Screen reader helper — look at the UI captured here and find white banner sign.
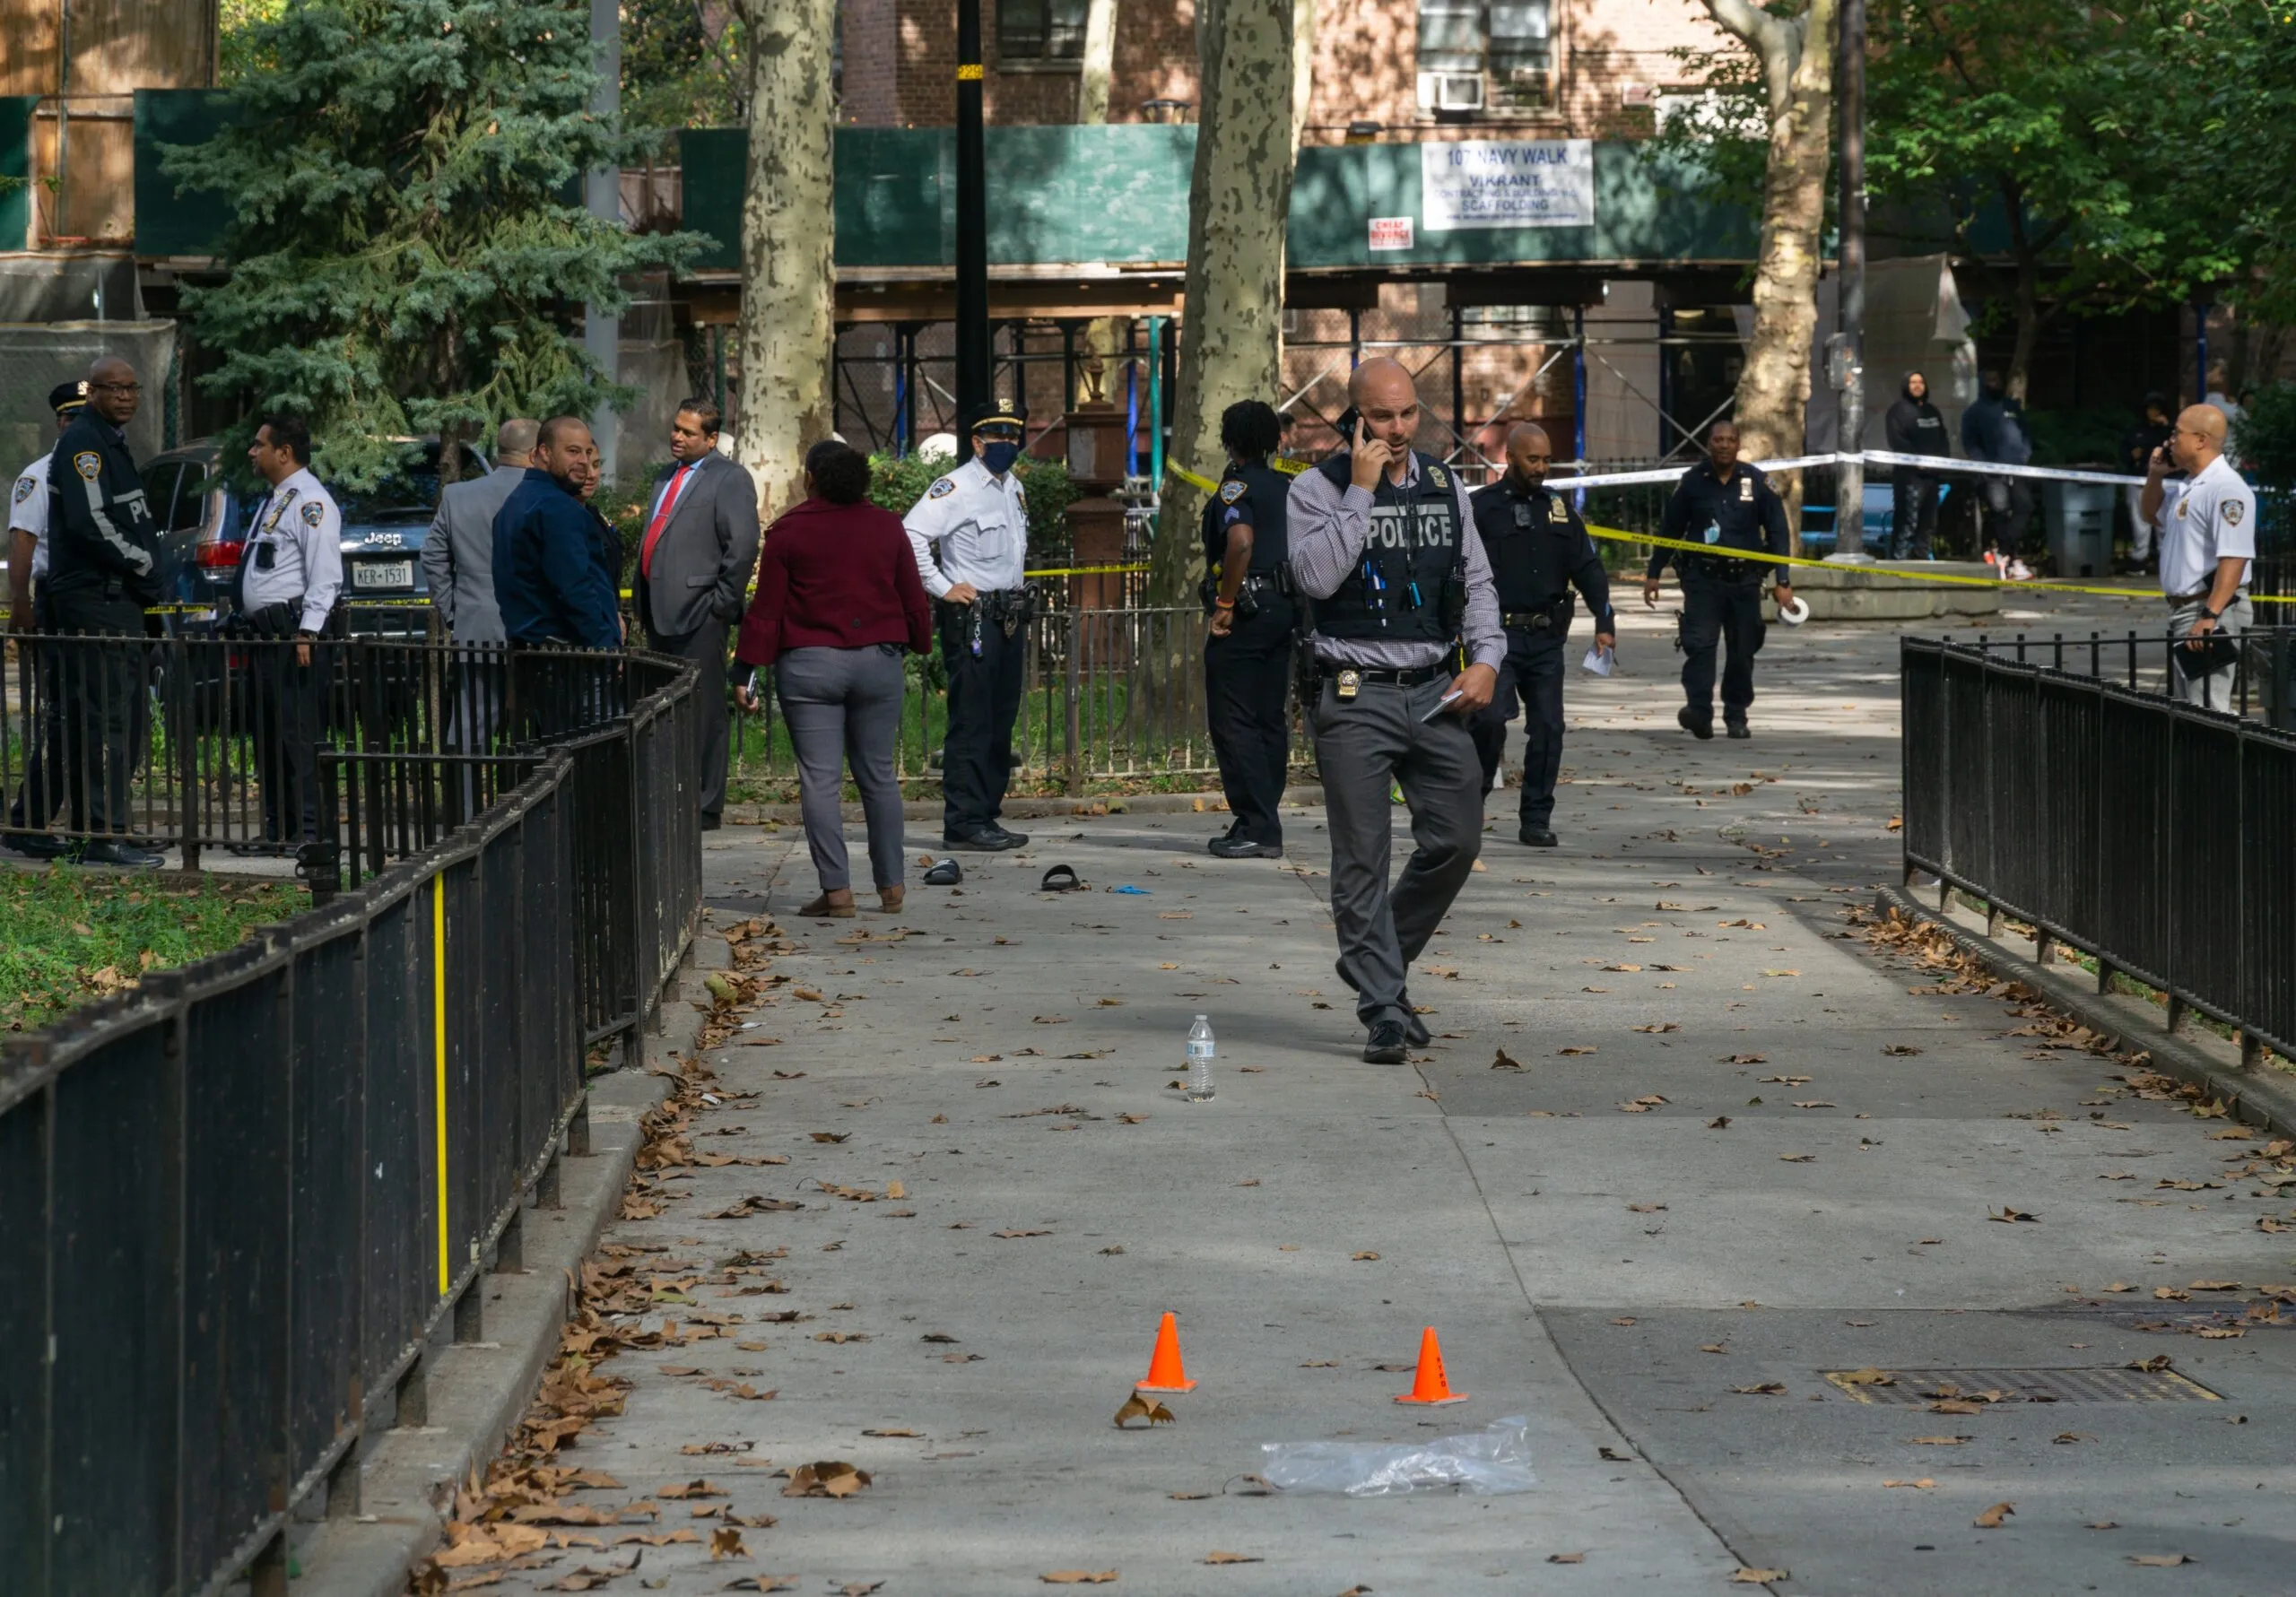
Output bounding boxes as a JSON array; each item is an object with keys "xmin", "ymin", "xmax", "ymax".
[{"xmin": 1420, "ymin": 139, "xmax": 1596, "ymax": 231}]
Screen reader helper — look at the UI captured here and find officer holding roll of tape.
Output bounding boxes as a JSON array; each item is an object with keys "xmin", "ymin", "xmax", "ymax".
[
  {"xmin": 1200, "ymin": 399, "xmax": 1295, "ymax": 860},
  {"xmin": 1466, "ymin": 422, "xmax": 1612, "ymax": 847},
  {"xmin": 235, "ymin": 413, "xmax": 343, "ymax": 847},
  {"xmin": 1643, "ymin": 421, "xmax": 1791, "ymax": 741}
]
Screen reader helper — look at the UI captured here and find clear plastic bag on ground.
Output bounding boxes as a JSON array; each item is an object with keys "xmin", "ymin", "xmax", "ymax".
[{"xmin": 1260, "ymin": 1416, "xmax": 1536, "ymax": 1497}]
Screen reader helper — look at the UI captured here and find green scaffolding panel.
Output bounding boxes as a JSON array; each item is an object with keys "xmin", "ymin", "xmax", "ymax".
[{"xmin": 0, "ymin": 96, "xmax": 31, "ymax": 251}]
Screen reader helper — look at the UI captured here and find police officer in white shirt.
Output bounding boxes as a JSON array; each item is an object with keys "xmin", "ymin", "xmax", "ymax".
[
  {"xmin": 236, "ymin": 414, "xmax": 344, "ymax": 846},
  {"xmin": 2141, "ymin": 404, "xmax": 2254, "ymax": 711},
  {"xmin": 3, "ymin": 381, "xmax": 90, "ymax": 856},
  {"xmin": 904, "ymin": 402, "xmax": 1034, "ymax": 850}
]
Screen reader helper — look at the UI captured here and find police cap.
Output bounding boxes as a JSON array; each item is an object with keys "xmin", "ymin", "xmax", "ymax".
[
  {"xmin": 48, "ymin": 379, "xmax": 89, "ymax": 417},
  {"xmin": 961, "ymin": 400, "xmax": 1026, "ymax": 438}
]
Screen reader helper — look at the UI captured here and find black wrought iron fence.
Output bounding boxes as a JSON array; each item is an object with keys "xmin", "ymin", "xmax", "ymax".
[
  {"xmin": 1900, "ymin": 637, "xmax": 2296, "ymax": 1065},
  {"xmin": 1926, "ymin": 625, "xmax": 2296, "ymax": 730},
  {"xmin": 0, "ymin": 646, "xmax": 703, "ymax": 1597}
]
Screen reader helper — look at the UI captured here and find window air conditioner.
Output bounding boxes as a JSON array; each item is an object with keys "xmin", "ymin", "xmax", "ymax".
[{"xmin": 1416, "ymin": 72, "xmax": 1485, "ymax": 112}]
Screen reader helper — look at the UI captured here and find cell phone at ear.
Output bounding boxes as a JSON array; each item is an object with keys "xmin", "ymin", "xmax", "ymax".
[{"xmin": 1335, "ymin": 407, "xmax": 1361, "ymax": 447}]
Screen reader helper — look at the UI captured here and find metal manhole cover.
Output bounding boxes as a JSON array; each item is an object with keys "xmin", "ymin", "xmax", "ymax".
[{"xmin": 1822, "ymin": 1367, "xmax": 2221, "ymax": 1405}]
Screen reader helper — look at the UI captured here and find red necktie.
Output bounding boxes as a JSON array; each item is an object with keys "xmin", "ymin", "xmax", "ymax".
[{"xmin": 639, "ymin": 464, "xmax": 691, "ymax": 578}]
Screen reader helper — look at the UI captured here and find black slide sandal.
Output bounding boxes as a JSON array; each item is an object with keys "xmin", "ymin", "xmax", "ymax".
[
  {"xmin": 1039, "ymin": 863, "xmax": 1081, "ymax": 892},
  {"xmin": 924, "ymin": 858, "xmax": 963, "ymax": 887}
]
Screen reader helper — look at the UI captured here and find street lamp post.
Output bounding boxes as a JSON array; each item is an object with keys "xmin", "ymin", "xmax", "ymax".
[
  {"xmin": 954, "ymin": 0, "xmax": 990, "ymax": 463},
  {"xmin": 1830, "ymin": 0, "xmax": 1868, "ymax": 561}
]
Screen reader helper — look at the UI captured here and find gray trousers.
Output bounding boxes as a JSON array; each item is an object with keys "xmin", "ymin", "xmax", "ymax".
[
  {"xmin": 2169, "ymin": 595, "xmax": 2250, "ymax": 713},
  {"xmin": 1311, "ymin": 674, "xmax": 1483, "ymax": 1029},
  {"xmin": 647, "ymin": 616, "xmax": 731, "ymax": 819},
  {"xmin": 777, "ymin": 644, "xmax": 908, "ymax": 892}
]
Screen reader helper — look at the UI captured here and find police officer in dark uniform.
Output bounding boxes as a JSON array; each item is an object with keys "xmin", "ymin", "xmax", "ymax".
[
  {"xmin": 1467, "ymin": 423, "xmax": 1613, "ymax": 846},
  {"xmin": 1643, "ymin": 421, "xmax": 1792, "ymax": 740},
  {"xmin": 1200, "ymin": 400, "xmax": 1294, "ymax": 859},
  {"xmin": 43, "ymin": 355, "xmax": 163, "ymax": 866}
]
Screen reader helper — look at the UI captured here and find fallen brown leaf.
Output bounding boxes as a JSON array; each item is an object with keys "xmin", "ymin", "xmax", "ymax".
[
  {"xmin": 2127, "ymin": 1554, "xmax": 2191, "ymax": 1567},
  {"xmin": 780, "ymin": 1461, "xmax": 871, "ymax": 1498},
  {"xmin": 1909, "ymin": 1436, "xmax": 1970, "ymax": 1445},
  {"xmin": 1547, "ymin": 1551, "xmax": 1587, "ymax": 1564},
  {"xmin": 1203, "ymin": 1551, "xmax": 1263, "ymax": 1564},
  {"xmin": 1039, "ymin": 1574, "xmax": 1118, "ymax": 1585},
  {"xmin": 1987, "ymin": 1206, "xmax": 2038, "ymax": 1222},
  {"xmin": 1974, "ymin": 1502, "xmax": 2014, "ymax": 1528},
  {"xmin": 1731, "ymin": 1572, "xmax": 1788, "ymax": 1584},
  {"xmin": 1352, "ymin": 1251, "xmax": 1381, "ymax": 1262},
  {"xmin": 1731, "ymin": 1383, "xmax": 1786, "ymax": 1395},
  {"xmin": 810, "ymin": 1132, "xmax": 849, "ymax": 1143},
  {"xmin": 709, "ymin": 1525, "xmax": 748, "ymax": 1559},
  {"xmin": 1113, "ymin": 1393, "xmax": 1175, "ymax": 1428}
]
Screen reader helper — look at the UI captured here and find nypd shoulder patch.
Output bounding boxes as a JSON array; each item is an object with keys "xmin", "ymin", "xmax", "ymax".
[
  {"xmin": 12, "ymin": 475, "xmax": 33, "ymax": 506},
  {"xmin": 1219, "ymin": 479, "xmax": 1246, "ymax": 504},
  {"xmin": 2223, "ymin": 499, "xmax": 2245, "ymax": 527},
  {"xmin": 73, "ymin": 451, "xmax": 101, "ymax": 482},
  {"xmin": 927, "ymin": 477, "xmax": 956, "ymax": 499},
  {"xmin": 300, "ymin": 500, "xmax": 325, "ymax": 527}
]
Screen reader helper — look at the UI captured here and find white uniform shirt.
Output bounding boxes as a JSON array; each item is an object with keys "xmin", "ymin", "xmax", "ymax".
[
  {"xmin": 240, "ymin": 466, "xmax": 345, "ymax": 633},
  {"xmin": 2159, "ymin": 454, "xmax": 2256, "ymax": 600},
  {"xmin": 11, "ymin": 455, "xmax": 52, "ymax": 581},
  {"xmin": 902, "ymin": 456, "xmax": 1028, "ymax": 600}
]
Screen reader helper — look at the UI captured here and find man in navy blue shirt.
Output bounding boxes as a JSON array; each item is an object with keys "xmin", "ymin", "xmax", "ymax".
[
  {"xmin": 492, "ymin": 415, "xmax": 622, "ymax": 651},
  {"xmin": 1643, "ymin": 421, "xmax": 1792, "ymax": 740}
]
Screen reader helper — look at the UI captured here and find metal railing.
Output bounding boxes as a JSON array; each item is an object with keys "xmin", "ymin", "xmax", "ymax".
[
  {"xmin": 0, "ymin": 644, "xmax": 703, "ymax": 1596},
  {"xmin": 1900, "ymin": 637, "xmax": 2296, "ymax": 1066},
  {"xmin": 1926, "ymin": 626, "xmax": 2295, "ymax": 730}
]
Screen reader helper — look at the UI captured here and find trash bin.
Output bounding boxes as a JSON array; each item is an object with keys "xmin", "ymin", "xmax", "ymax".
[{"xmin": 2043, "ymin": 480, "xmax": 2114, "ymax": 577}]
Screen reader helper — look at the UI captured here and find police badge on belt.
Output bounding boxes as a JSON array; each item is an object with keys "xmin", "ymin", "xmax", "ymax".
[{"xmin": 1336, "ymin": 668, "xmax": 1361, "ymax": 700}]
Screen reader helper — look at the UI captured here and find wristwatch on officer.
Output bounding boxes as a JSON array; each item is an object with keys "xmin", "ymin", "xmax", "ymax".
[{"xmin": 2199, "ymin": 605, "xmax": 2221, "ymax": 622}]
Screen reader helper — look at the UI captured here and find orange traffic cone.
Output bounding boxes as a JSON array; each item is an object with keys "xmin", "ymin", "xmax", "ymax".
[
  {"xmin": 1135, "ymin": 1311, "xmax": 1197, "ymax": 1393},
  {"xmin": 1393, "ymin": 1325, "xmax": 1467, "ymax": 1405}
]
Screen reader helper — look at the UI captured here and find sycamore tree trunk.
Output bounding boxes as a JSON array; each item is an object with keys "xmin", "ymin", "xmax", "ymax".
[
  {"xmin": 731, "ymin": 0, "xmax": 837, "ymax": 519},
  {"xmin": 1701, "ymin": 0, "xmax": 1835, "ymax": 474},
  {"xmin": 1149, "ymin": 0, "xmax": 1298, "ymax": 608},
  {"xmin": 1078, "ymin": 0, "xmax": 1118, "ymax": 123}
]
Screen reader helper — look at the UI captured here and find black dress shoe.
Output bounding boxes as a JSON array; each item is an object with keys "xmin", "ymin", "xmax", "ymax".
[
  {"xmin": 992, "ymin": 825, "xmax": 1031, "ymax": 848},
  {"xmin": 1362, "ymin": 1020, "xmax": 1408, "ymax": 1064},
  {"xmin": 1208, "ymin": 834, "xmax": 1281, "ymax": 859},
  {"xmin": 941, "ymin": 828, "xmax": 1023, "ymax": 852},
  {"xmin": 1403, "ymin": 1011, "xmax": 1431, "ymax": 1047},
  {"xmin": 1518, "ymin": 826, "xmax": 1558, "ymax": 847},
  {"xmin": 1726, "ymin": 721, "xmax": 1752, "ymax": 740},
  {"xmin": 76, "ymin": 838, "xmax": 164, "ymax": 869},
  {"xmin": 2, "ymin": 830, "xmax": 68, "ymax": 859},
  {"xmin": 1677, "ymin": 706, "xmax": 1714, "ymax": 740}
]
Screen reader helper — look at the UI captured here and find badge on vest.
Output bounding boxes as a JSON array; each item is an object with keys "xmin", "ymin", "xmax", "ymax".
[
  {"xmin": 73, "ymin": 451, "xmax": 101, "ymax": 482},
  {"xmin": 1219, "ymin": 479, "xmax": 1246, "ymax": 504},
  {"xmin": 1739, "ymin": 477, "xmax": 1753, "ymax": 502},
  {"xmin": 1335, "ymin": 668, "xmax": 1361, "ymax": 701},
  {"xmin": 1427, "ymin": 464, "xmax": 1448, "ymax": 489}
]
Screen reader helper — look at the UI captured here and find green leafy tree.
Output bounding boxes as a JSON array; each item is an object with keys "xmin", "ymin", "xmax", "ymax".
[{"xmin": 166, "ymin": 0, "xmax": 703, "ymax": 488}]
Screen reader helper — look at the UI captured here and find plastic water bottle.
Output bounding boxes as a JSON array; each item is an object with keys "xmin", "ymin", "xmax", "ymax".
[{"xmin": 1185, "ymin": 1015, "xmax": 1215, "ymax": 1102}]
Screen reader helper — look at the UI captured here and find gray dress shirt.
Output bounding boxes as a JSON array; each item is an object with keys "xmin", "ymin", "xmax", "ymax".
[{"xmin": 1286, "ymin": 452, "xmax": 1505, "ymax": 672}]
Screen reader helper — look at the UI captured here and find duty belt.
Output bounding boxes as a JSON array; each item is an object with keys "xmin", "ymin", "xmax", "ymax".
[
  {"xmin": 1501, "ymin": 600, "xmax": 1572, "ymax": 630},
  {"xmin": 1318, "ymin": 663, "xmax": 1447, "ymax": 688},
  {"xmin": 2166, "ymin": 590, "xmax": 2246, "ymax": 607}
]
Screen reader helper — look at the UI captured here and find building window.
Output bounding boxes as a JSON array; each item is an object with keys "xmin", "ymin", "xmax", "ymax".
[
  {"xmin": 998, "ymin": 0, "xmax": 1089, "ymax": 62},
  {"xmin": 1489, "ymin": 1, "xmax": 1553, "ymax": 108},
  {"xmin": 1416, "ymin": 1, "xmax": 1553, "ymax": 116}
]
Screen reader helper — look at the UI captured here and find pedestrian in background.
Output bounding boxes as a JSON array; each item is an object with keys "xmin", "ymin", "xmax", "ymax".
[
  {"xmin": 1961, "ymin": 369, "xmax": 2034, "ymax": 563},
  {"xmin": 1644, "ymin": 421, "xmax": 1791, "ymax": 741},
  {"xmin": 1883, "ymin": 370, "xmax": 1949, "ymax": 560},
  {"xmin": 493, "ymin": 416, "xmax": 621, "ymax": 652},
  {"xmin": 2119, "ymin": 394, "xmax": 2172, "ymax": 574},
  {"xmin": 1200, "ymin": 398, "xmax": 1295, "ymax": 861},
  {"xmin": 1467, "ymin": 422, "xmax": 1612, "ymax": 847},
  {"xmin": 905, "ymin": 402, "xmax": 1036, "ymax": 852},
  {"xmin": 1287, "ymin": 358, "xmax": 1501, "ymax": 1065},
  {"xmin": 2144, "ymin": 404, "xmax": 2253, "ymax": 712},
  {"xmin": 233, "ymin": 414, "xmax": 343, "ymax": 849},
  {"xmin": 4, "ymin": 380, "xmax": 89, "ymax": 859},
  {"xmin": 733, "ymin": 440, "xmax": 931, "ymax": 917},
  {"xmin": 634, "ymin": 399, "xmax": 760, "ymax": 832},
  {"xmin": 424, "ymin": 417, "xmax": 536, "ymax": 647},
  {"xmin": 42, "ymin": 355, "xmax": 163, "ymax": 866}
]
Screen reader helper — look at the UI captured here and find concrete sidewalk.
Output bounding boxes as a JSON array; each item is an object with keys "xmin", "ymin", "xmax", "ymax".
[{"xmin": 465, "ymin": 602, "xmax": 2296, "ymax": 1595}]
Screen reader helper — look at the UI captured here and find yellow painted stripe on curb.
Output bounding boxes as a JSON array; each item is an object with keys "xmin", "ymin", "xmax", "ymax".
[
  {"xmin": 1583, "ymin": 521, "xmax": 2294, "ymax": 604},
  {"xmin": 433, "ymin": 874, "xmax": 449, "ymax": 1297}
]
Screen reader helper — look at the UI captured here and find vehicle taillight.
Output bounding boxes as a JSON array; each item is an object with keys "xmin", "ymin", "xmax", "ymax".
[{"xmin": 197, "ymin": 539, "xmax": 244, "ymax": 570}]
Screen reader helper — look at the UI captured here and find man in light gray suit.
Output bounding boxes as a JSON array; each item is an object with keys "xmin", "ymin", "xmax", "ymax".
[
  {"xmin": 423, "ymin": 417, "xmax": 538, "ymax": 643},
  {"xmin": 635, "ymin": 397, "xmax": 761, "ymax": 829}
]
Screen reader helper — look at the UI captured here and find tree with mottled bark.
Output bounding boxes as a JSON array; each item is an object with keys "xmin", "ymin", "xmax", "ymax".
[
  {"xmin": 1698, "ymin": 0, "xmax": 1834, "ymax": 466},
  {"xmin": 730, "ymin": 0, "xmax": 837, "ymax": 518},
  {"xmin": 1150, "ymin": 0, "xmax": 1298, "ymax": 607},
  {"xmin": 1077, "ymin": 0, "xmax": 1118, "ymax": 124}
]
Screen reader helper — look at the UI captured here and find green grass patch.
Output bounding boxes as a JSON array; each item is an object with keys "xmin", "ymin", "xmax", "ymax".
[{"xmin": 0, "ymin": 870, "xmax": 303, "ymax": 1033}]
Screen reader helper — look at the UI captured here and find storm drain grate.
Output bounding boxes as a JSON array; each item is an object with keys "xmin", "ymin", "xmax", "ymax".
[{"xmin": 1822, "ymin": 1367, "xmax": 2221, "ymax": 1405}]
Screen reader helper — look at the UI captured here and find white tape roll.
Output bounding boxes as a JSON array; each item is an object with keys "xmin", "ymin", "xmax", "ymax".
[{"xmin": 1778, "ymin": 595, "xmax": 1811, "ymax": 626}]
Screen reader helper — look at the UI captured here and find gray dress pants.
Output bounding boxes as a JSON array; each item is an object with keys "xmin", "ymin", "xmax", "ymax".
[
  {"xmin": 776, "ymin": 643, "xmax": 909, "ymax": 892},
  {"xmin": 1310, "ymin": 673, "xmax": 1483, "ymax": 1029}
]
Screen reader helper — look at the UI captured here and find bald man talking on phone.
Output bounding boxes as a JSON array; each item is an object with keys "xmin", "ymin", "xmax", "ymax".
[{"xmin": 1287, "ymin": 358, "xmax": 1504, "ymax": 1065}]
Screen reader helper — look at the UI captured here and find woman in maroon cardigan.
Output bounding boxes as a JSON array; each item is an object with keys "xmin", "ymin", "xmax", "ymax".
[{"xmin": 732, "ymin": 442, "xmax": 933, "ymax": 916}]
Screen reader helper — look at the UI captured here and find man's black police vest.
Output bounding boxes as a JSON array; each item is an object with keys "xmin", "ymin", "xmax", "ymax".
[
  {"xmin": 1312, "ymin": 451, "xmax": 1465, "ymax": 642},
  {"xmin": 1481, "ymin": 487, "xmax": 1580, "ymax": 613},
  {"xmin": 1197, "ymin": 462, "xmax": 1292, "ymax": 577}
]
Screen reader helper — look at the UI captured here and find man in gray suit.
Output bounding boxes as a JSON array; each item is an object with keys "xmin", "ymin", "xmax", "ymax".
[
  {"xmin": 635, "ymin": 397, "xmax": 761, "ymax": 828},
  {"xmin": 424, "ymin": 418, "xmax": 535, "ymax": 789},
  {"xmin": 423, "ymin": 417, "xmax": 537, "ymax": 643}
]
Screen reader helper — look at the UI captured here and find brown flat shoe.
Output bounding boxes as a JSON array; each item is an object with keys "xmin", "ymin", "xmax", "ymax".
[
  {"xmin": 798, "ymin": 892, "xmax": 857, "ymax": 918},
  {"xmin": 877, "ymin": 884, "xmax": 905, "ymax": 914}
]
